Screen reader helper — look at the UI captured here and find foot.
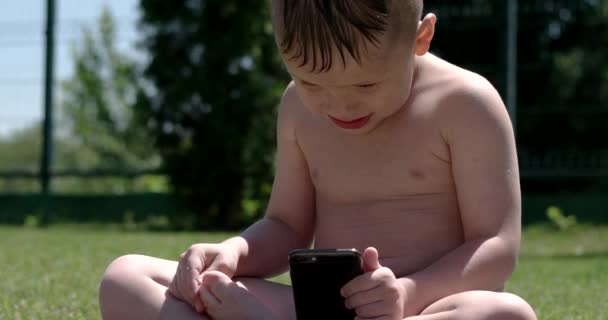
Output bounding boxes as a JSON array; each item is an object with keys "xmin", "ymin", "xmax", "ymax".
[{"xmin": 199, "ymin": 271, "xmax": 280, "ymax": 320}]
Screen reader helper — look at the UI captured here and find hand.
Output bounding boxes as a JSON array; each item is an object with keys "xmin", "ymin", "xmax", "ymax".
[
  {"xmin": 199, "ymin": 271, "xmax": 279, "ymax": 320},
  {"xmin": 168, "ymin": 243, "xmax": 239, "ymax": 313},
  {"xmin": 341, "ymin": 247, "xmax": 406, "ymax": 320}
]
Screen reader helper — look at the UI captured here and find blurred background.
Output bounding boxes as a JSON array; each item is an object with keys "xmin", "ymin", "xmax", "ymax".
[{"xmin": 0, "ymin": 0, "xmax": 606, "ymax": 230}]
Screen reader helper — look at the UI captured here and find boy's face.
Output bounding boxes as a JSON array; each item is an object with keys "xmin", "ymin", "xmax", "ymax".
[{"xmin": 283, "ymin": 38, "xmax": 417, "ymax": 134}]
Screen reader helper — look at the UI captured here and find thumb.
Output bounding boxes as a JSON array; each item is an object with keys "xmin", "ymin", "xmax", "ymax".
[
  {"xmin": 207, "ymin": 257, "xmax": 234, "ymax": 278},
  {"xmin": 362, "ymin": 247, "xmax": 382, "ymax": 272}
]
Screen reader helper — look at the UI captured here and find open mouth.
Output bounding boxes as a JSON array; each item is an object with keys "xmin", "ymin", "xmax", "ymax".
[{"xmin": 329, "ymin": 114, "xmax": 372, "ymax": 130}]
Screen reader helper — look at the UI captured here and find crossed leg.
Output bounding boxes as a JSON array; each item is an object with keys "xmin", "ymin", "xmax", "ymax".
[
  {"xmin": 406, "ymin": 290, "xmax": 537, "ymax": 320},
  {"xmin": 99, "ymin": 254, "xmax": 208, "ymax": 319},
  {"xmin": 99, "ymin": 254, "xmax": 536, "ymax": 320},
  {"xmin": 209, "ymin": 275, "xmax": 536, "ymax": 320},
  {"xmin": 98, "ymin": 254, "xmax": 295, "ymax": 320}
]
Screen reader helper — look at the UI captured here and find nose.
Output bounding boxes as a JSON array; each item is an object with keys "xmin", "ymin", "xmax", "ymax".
[{"xmin": 324, "ymin": 88, "xmax": 358, "ymax": 114}]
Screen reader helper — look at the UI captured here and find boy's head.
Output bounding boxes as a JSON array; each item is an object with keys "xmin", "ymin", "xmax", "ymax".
[
  {"xmin": 272, "ymin": 0, "xmax": 423, "ymax": 72},
  {"xmin": 271, "ymin": 0, "xmax": 436, "ymax": 133}
]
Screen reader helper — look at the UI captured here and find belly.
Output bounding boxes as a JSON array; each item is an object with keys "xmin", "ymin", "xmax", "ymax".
[{"xmin": 314, "ymin": 192, "xmax": 464, "ymax": 277}]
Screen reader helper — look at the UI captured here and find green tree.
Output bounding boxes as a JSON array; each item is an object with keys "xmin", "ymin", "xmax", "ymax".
[
  {"xmin": 513, "ymin": 0, "xmax": 608, "ymax": 192},
  {"xmin": 0, "ymin": 125, "xmax": 41, "ymax": 172},
  {"xmin": 0, "ymin": 124, "xmax": 42, "ymax": 192},
  {"xmin": 425, "ymin": 0, "xmax": 608, "ymax": 192},
  {"xmin": 59, "ymin": 7, "xmax": 160, "ymax": 173},
  {"xmin": 547, "ymin": 0, "xmax": 608, "ymax": 143},
  {"xmin": 137, "ymin": 1, "xmax": 286, "ymax": 229}
]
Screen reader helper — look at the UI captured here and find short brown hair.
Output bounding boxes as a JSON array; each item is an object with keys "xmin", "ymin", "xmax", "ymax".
[{"xmin": 271, "ymin": 0, "xmax": 423, "ymax": 72}]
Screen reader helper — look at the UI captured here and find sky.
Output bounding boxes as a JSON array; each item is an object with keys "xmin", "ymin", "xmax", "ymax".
[{"xmin": 0, "ymin": 0, "xmax": 139, "ymax": 137}]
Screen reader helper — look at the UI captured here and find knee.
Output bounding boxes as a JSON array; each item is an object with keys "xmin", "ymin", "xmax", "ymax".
[
  {"xmin": 101, "ymin": 254, "xmax": 143, "ymax": 285},
  {"xmin": 99, "ymin": 255, "xmax": 144, "ymax": 305},
  {"xmin": 492, "ymin": 293, "xmax": 537, "ymax": 320}
]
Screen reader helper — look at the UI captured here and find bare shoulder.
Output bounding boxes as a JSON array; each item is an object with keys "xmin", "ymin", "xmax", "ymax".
[
  {"xmin": 267, "ymin": 81, "xmax": 316, "ymax": 243},
  {"xmin": 276, "ymin": 81, "xmax": 312, "ymax": 142},
  {"xmin": 417, "ymin": 55, "xmax": 514, "ymax": 143}
]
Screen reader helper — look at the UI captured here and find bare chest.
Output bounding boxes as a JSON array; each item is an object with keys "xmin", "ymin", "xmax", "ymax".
[
  {"xmin": 295, "ymin": 113, "xmax": 463, "ymax": 275},
  {"xmin": 297, "ymin": 113, "xmax": 453, "ymax": 203}
]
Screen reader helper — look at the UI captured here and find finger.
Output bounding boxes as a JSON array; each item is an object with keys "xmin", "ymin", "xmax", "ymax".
[
  {"xmin": 353, "ymin": 299, "xmax": 394, "ymax": 319},
  {"xmin": 200, "ymin": 285, "xmax": 221, "ymax": 311},
  {"xmin": 341, "ymin": 272, "xmax": 379, "ymax": 298},
  {"xmin": 167, "ymin": 278, "xmax": 180, "ymax": 299},
  {"xmin": 173, "ymin": 254, "xmax": 187, "ymax": 300},
  {"xmin": 186, "ymin": 252, "xmax": 206, "ymax": 280},
  {"xmin": 171, "ymin": 263, "xmax": 188, "ymax": 301},
  {"xmin": 362, "ymin": 247, "xmax": 382, "ymax": 272},
  {"xmin": 176, "ymin": 266, "xmax": 196, "ymax": 304},
  {"xmin": 193, "ymin": 292, "xmax": 206, "ymax": 313},
  {"xmin": 175, "ymin": 250, "xmax": 189, "ymax": 300},
  {"xmin": 179, "ymin": 254, "xmax": 205, "ymax": 304},
  {"xmin": 193, "ymin": 275, "xmax": 205, "ymax": 313},
  {"xmin": 345, "ymin": 286, "xmax": 383, "ymax": 310},
  {"xmin": 187, "ymin": 276, "xmax": 201, "ymax": 304}
]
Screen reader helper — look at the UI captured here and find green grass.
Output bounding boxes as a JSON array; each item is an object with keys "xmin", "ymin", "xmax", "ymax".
[
  {"xmin": 0, "ymin": 223, "xmax": 606, "ymax": 319},
  {"xmin": 510, "ymin": 224, "xmax": 608, "ymax": 319}
]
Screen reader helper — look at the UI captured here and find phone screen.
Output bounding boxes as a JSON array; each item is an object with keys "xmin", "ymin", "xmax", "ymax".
[{"xmin": 289, "ymin": 249, "xmax": 363, "ymax": 320}]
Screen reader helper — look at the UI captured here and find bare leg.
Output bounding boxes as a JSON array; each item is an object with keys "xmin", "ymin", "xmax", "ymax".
[
  {"xmin": 99, "ymin": 254, "xmax": 296, "ymax": 320},
  {"xmin": 199, "ymin": 271, "xmax": 296, "ymax": 320},
  {"xmin": 99, "ymin": 254, "xmax": 208, "ymax": 320},
  {"xmin": 404, "ymin": 291, "xmax": 537, "ymax": 320}
]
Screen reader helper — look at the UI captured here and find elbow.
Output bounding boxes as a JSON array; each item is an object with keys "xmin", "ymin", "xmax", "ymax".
[
  {"xmin": 503, "ymin": 249, "xmax": 518, "ymax": 278},
  {"xmin": 496, "ymin": 236, "xmax": 520, "ymax": 281}
]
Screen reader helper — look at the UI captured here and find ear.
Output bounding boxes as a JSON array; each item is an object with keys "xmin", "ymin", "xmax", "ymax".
[{"xmin": 415, "ymin": 13, "xmax": 437, "ymax": 56}]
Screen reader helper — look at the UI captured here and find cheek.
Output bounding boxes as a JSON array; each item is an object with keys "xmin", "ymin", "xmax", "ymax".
[
  {"xmin": 381, "ymin": 78, "xmax": 412, "ymax": 110},
  {"xmin": 296, "ymin": 89, "xmax": 326, "ymax": 113},
  {"xmin": 368, "ymin": 89, "xmax": 408, "ymax": 114},
  {"xmin": 390, "ymin": 90, "xmax": 410, "ymax": 107}
]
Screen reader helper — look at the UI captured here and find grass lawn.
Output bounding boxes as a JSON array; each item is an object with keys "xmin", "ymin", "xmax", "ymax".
[{"xmin": 0, "ymin": 223, "xmax": 606, "ymax": 319}]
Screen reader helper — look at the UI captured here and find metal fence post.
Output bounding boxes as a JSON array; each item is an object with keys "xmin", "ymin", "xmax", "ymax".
[
  {"xmin": 505, "ymin": 0, "xmax": 519, "ymax": 135},
  {"xmin": 42, "ymin": 0, "xmax": 56, "ymax": 195}
]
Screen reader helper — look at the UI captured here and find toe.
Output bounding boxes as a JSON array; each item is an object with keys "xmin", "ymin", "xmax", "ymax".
[{"xmin": 202, "ymin": 271, "xmax": 237, "ymax": 298}]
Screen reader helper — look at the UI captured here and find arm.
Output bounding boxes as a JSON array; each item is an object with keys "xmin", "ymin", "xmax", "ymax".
[
  {"xmin": 400, "ymin": 75, "xmax": 522, "ymax": 314},
  {"xmin": 223, "ymin": 84, "xmax": 316, "ymax": 278}
]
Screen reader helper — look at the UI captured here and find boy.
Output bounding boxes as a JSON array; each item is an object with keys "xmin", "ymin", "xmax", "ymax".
[{"xmin": 99, "ymin": 1, "xmax": 537, "ymax": 319}]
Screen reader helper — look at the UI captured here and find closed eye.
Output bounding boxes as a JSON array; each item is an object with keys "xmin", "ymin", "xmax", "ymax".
[
  {"xmin": 300, "ymin": 80, "xmax": 320, "ymax": 89},
  {"xmin": 357, "ymin": 83, "xmax": 377, "ymax": 89}
]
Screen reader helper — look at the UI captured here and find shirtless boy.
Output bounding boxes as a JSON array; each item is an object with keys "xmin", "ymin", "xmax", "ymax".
[{"xmin": 99, "ymin": 1, "xmax": 537, "ymax": 319}]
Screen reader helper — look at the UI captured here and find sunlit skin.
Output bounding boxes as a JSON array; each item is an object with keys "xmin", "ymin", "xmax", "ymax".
[
  {"xmin": 98, "ymin": 11, "xmax": 537, "ymax": 320},
  {"xmin": 286, "ymin": 37, "xmax": 416, "ymax": 135}
]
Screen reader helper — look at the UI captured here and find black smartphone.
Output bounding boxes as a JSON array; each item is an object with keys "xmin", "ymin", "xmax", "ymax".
[{"xmin": 288, "ymin": 248, "xmax": 364, "ymax": 320}]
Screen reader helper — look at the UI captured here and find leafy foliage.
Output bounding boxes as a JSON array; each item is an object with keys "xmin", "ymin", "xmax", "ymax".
[
  {"xmin": 517, "ymin": 0, "xmax": 608, "ymax": 150},
  {"xmin": 426, "ymin": 0, "xmax": 608, "ymax": 193},
  {"xmin": 59, "ymin": 7, "xmax": 160, "ymax": 172},
  {"xmin": 546, "ymin": 206, "xmax": 578, "ymax": 231},
  {"xmin": 136, "ymin": 0, "xmax": 287, "ymax": 228},
  {"xmin": 0, "ymin": 8, "xmax": 165, "ymax": 195}
]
